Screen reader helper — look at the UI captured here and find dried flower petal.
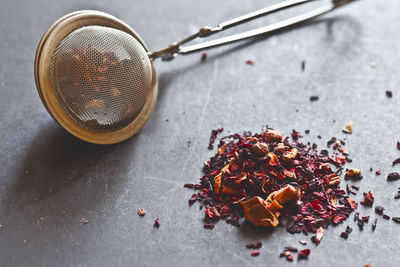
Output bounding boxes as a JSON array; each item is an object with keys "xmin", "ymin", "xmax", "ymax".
[
  {"xmin": 375, "ymin": 206, "xmax": 384, "ymax": 215},
  {"xmin": 392, "ymin": 217, "xmax": 400, "ymax": 224},
  {"xmin": 203, "ymin": 223, "xmax": 215, "ymax": 229},
  {"xmin": 251, "ymin": 250, "xmax": 260, "ymax": 256},
  {"xmin": 298, "ymin": 249, "xmax": 310, "ymax": 259},
  {"xmin": 392, "ymin": 158, "xmax": 400, "ymax": 167},
  {"xmin": 360, "ymin": 191, "xmax": 374, "ymax": 207},
  {"xmin": 388, "ymin": 172, "xmax": 400, "ymax": 181},
  {"xmin": 246, "ymin": 60, "xmax": 255, "ymax": 65},
  {"xmin": 362, "ymin": 216, "xmax": 369, "ymax": 223},
  {"xmin": 201, "ymin": 52, "xmax": 207, "ymax": 62},
  {"xmin": 154, "ymin": 218, "xmax": 160, "ymax": 228},
  {"xmin": 340, "ymin": 232, "xmax": 348, "ymax": 239},
  {"xmin": 346, "ymin": 197, "xmax": 358, "ymax": 210}
]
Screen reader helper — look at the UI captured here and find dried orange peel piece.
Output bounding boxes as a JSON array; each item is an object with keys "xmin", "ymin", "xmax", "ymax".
[
  {"xmin": 266, "ymin": 185, "xmax": 301, "ymax": 211},
  {"xmin": 213, "ymin": 163, "xmax": 241, "ymax": 195},
  {"xmin": 282, "ymin": 148, "xmax": 298, "ymax": 162},
  {"xmin": 240, "ymin": 197, "xmax": 279, "ymax": 227}
]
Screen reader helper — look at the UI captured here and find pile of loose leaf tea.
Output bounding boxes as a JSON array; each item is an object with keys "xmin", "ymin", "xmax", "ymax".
[
  {"xmin": 185, "ymin": 127, "xmax": 356, "ymax": 233},
  {"xmin": 184, "ymin": 127, "xmax": 366, "ymax": 261}
]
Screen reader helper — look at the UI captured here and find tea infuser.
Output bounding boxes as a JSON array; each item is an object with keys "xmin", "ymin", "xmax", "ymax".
[{"xmin": 35, "ymin": 0, "xmax": 356, "ymax": 144}]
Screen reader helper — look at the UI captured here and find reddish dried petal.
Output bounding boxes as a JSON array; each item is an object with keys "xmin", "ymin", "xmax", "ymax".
[
  {"xmin": 333, "ymin": 215, "xmax": 346, "ymax": 224},
  {"xmin": 346, "ymin": 197, "xmax": 358, "ymax": 209},
  {"xmin": 393, "ymin": 158, "xmax": 400, "ymax": 167},
  {"xmin": 251, "ymin": 250, "xmax": 260, "ymax": 256},
  {"xmin": 311, "ymin": 199, "xmax": 323, "ymax": 211},
  {"xmin": 298, "ymin": 249, "xmax": 311, "ymax": 259}
]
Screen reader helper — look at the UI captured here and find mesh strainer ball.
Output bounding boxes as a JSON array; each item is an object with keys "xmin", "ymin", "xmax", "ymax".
[
  {"xmin": 35, "ymin": 2, "xmax": 355, "ymax": 144},
  {"xmin": 35, "ymin": 11, "xmax": 157, "ymax": 144}
]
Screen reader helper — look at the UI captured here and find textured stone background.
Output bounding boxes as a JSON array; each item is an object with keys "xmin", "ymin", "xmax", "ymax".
[{"xmin": 0, "ymin": 0, "xmax": 399, "ymax": 266}]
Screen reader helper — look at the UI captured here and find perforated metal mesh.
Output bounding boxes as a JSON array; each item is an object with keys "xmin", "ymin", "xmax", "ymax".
[{"xmin": 49, "ymin": 25, "xmax": 152, "ymax": 132}]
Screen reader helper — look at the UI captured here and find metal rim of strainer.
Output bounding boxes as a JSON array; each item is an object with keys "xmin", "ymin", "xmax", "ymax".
[{"xmin": 34, "ymin": 10, "xmax": 158, "ymax": 144}]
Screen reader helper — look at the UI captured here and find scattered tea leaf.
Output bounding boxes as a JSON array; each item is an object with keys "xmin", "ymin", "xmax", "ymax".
[
  {"xmin": 201, "ymin": 52, "xmax": 207, "ymax": 62},
  {"xmin": 392, "ymin": 158, "xmax": 400, "ymax": 167},
  {"xmin": 154, "ymin": 218, "xmax": 160, "ymax": 228},
  {"xmin": 343, "ymin": 120, "xmax": 354, "ymax": 134},
  {"xmin": 246, "ymin": 60, "xmax": 255, "ymax": 65},
  {"xmin": 375, "ymin": 206, "xmax": 385, "ymax": 215},
  {"xmin": 298, "ymin": 249, "xmax": 311, "ymax": 259},
  {"xmin": 251, "ymin": 250, "xmax": 260, "ymax": 256},
  {"xmin": 284, "ymin": 246, "xmax": 298, "ymax": 252},
  {"xmin": 388, "ymin": 172, "xmax": 400, "ymax": 181},
  {"xmin": 340, "ymin": 232, "xmax": 348, "ymax": 239},
  {"xmin": 137, "ymin": 208, "xmax": 146, "ymax": 216},
  {"xmin": 203, "ymin": 223, "xmax": 215, "ymax": 229},
  {"xmin": 360, "ymin": 191, "xmax": 374, "ymax": 207},
  {"xmin": 372, "ymin": 218, "xmax": 377, "ymax": 231},
  {"xmin": 392, "ymin": 217, "xmax": 400, "ymax": 224}
]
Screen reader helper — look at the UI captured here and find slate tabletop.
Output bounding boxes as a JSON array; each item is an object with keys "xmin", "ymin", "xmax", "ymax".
[{"xmin": 1, "ymin": 0, "xmax": 399, "ymax": 266}]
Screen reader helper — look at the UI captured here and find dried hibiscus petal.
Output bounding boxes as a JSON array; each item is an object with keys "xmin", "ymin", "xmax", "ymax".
[
  {"xmin": 154, "ymin": 218, "xmax": 160, "ymax": 228},
  {"xmin": 251, "ymin": 250, "xmax": 260, "ymax": 256},
  {"xmin": 298, "ymin": 249, "xmax": 310, "ymax": 259},
  {"xmin": 392, "ymin": 217, "xmax": 400, "ymax": 224},
  {"xmin": 284, "ymin": 246, "xmax": 298, "ymax": 252},
  {"xmin": 388, "ymin": 172, "xmax": 400, "ymax": 181},
  {"xmin": 393, "ymin": 158, "xmax": 400, "ymax": 167},
  {"xmin": 360, "ymin": 191, "xmax": 374, "ymax": 207},
  {"xmin": 375, "ymin": 206, "xmax": 384, "ymax": 215}
]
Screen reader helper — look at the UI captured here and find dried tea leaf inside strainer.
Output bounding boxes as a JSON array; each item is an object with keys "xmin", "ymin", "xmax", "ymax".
[{"xmin": 49, "ymin": 25, "xmax": 152, "ymax": 132}]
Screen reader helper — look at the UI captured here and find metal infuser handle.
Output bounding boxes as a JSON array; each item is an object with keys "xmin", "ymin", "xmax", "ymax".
[{"xmin": 148, "ymin": 0, "xmax": 357, "ymax": 61}]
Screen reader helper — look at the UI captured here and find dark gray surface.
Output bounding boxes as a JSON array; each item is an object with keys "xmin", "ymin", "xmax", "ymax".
[{"xmin": 0, "ymin": 0, "xmax": 399, "ymax": 266}]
